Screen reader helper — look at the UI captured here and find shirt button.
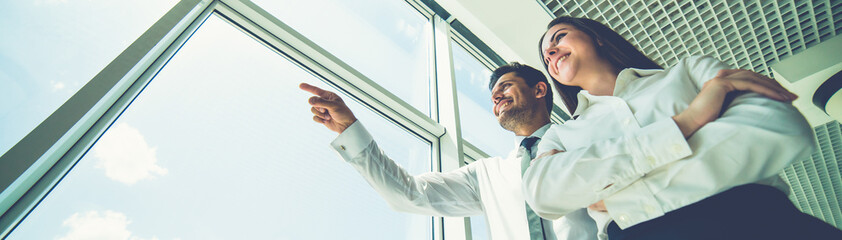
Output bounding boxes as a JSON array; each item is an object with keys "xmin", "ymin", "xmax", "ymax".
[
  {"xmin": 340, "ymin": 145, "xmax": 346, "ymax": 151},
  {"xmin": 671, "ymin": 144, "xmax": 683, "ymax": 153},
  {"xmin": 647, "ymin": 156, "xmax": 656, "ymax": 165},
  {"xmin": 644, "ymin": 205, "xmax": 656, "ymax": 214},
  {"xmin": 617, "ymin": 214, "xmax": 628, "ymax": 222}
]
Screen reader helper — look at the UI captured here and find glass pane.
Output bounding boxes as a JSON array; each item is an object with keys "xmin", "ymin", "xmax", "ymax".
[
  {"xmin": 253, "ymin": 0, "xmax": 431, "ymax": 116},
  {"xmin": 7, "ymin": 15, "xmax": 431, "ymax": 240},
  {"xmin": 452, "ymin": 40, "xmax": 512, "ymax": 158},
  {"xmin": 0, "ymin": 0, "xmax": 175, "ymax": 156},
  {"xmin": 464, "ymin": 155, "xmax": 490, "ymax": 240},
  {"xmin": 471, "ymin": 215, "xmax": 490, "ymax": 240}
]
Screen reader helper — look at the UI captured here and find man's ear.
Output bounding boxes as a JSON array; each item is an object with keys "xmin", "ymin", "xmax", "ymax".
[{"xmin": 535, "ymin": 81, "xmax": 548, "ymax": 99}]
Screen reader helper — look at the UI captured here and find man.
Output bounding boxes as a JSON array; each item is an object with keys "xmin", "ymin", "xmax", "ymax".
[{"xmin": 301, "ymin": 63, "xmax": 575, "ymax": 239}]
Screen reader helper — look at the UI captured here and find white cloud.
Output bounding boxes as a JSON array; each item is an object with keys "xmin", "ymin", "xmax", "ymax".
[
  {"xmin": 51, "ymin": 81, "xmax": 66, "ymax": 92},
  {"xmin": 396, "ymin": 18, "xmax": 419, "ymax": 40},
  {"xmin": 92, "ymin": 122, "xmax": 167, "ymax": 185},
  {"xmin": 57, "ymin": 210, "xmax": 158, "ymax": 240}
]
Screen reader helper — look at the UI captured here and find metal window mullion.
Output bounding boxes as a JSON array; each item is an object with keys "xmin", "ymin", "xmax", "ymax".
[
  {"xmin": 449, "ymin": 29, "xmax": 500, "ymax": 70},
  {"xmin": 428, "ymin": 9, "xmax": 445, "ymax": 240},
  {"xmin": 404, "ymin": 0, "xmax": 436, "ymax": 19},
  {"xmin": 216, "ymin": 0, "xmax": 444, "ymax": 142},
  {"xmin": 431, "ymin": 14, "xmax": 469, "ymax": 240},
  {"xmin": 463, "ymin": 141, "xmax": 489, "ymax": 163},
  {"xmin": 447, "ymin": 22, "xmax": 504, "ymax": 160},
  {"xmin": 0, "ymin": 0, "xmax": 214, "ymax": 237}
]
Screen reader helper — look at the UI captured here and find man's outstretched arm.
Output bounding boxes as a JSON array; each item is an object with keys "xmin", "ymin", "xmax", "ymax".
[{"xmin": 300, "ymin": 83, "xmax": 483, "ymax": 217}]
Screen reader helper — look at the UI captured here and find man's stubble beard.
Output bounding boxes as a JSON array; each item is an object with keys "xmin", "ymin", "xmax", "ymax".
[{"xmin": 498, "ymin": 103, "xmax": 535, "ymax": 133}]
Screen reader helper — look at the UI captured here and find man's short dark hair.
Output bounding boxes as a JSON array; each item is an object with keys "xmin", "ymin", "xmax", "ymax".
[{"xmin": 488, "ymin": 62, "xmax": 554, "ymax": 114}]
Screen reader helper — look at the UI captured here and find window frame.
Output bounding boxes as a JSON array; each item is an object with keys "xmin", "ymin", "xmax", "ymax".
[
  {"xmin": 0, "ymin": 0, "xmax": 218, "ymax": 237},
  {"xmin": 0, "ymin": 0, "xmax": 515, "ymax": 239}
]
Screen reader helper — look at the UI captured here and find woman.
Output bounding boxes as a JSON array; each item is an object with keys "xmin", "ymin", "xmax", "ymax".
[{"xmin": 522, "ymin": 16, "xmax": 842, "ymax": 240}]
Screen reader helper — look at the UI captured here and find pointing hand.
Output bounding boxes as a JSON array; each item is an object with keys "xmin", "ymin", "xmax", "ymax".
[{"xmin": 299, "ymin": 83, "xmax": 358, "ymax": 133}]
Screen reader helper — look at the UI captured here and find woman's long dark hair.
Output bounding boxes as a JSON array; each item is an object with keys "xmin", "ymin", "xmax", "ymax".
[{"xmin": 539, "ymin": 16, "xmax": 662, "ymax": 114}]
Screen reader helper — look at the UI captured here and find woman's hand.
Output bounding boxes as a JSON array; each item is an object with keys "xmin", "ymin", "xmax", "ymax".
[
  {"xmin": 589, "ymin": 200, "xmax": 607, "ymax": 212},
  {"xmin": 535, "ymin": 149, "xmax": 565, "ymax": 161},
  {"xmin": 673, "ymin": 69, "xmax": 797, "ymax": 138}
]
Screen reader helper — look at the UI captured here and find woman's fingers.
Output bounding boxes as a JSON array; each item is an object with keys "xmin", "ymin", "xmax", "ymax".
[{"xmin": 714, "ymin": 70, "xmax": 797, "ymax": 101}]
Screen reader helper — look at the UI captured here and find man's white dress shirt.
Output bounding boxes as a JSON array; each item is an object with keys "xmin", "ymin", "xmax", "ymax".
[
  {"xmin": 332, "ymin": 122, "xmax": 606, "ymax": 239},
  {"xmin": 523, "ymin": 55, "xmax": 815, "ymax": 239}
]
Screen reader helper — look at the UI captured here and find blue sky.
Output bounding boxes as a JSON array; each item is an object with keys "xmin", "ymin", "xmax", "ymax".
[
  {"xmin": 8, "ymin": 14, "xmax": 431, "ymax": 240},
  {"xmin": 0, "ymin": 0, "xmax": 174, "ymax": 157}
]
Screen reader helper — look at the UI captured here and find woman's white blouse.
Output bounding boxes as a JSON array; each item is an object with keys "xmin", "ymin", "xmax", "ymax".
[{"xmin": 523, "ymin": 55, "xmax": 815, "ymax": 233}]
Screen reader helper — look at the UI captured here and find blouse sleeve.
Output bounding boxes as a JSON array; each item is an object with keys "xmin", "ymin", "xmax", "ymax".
[{"xmin": 602, "ymin": 55, "xmax": 816, "ymax": 228}]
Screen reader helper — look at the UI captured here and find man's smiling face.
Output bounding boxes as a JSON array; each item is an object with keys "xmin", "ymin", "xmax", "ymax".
[{"xmin": 491, "ymin": 72, "xmax": 539, "ymax": 132}]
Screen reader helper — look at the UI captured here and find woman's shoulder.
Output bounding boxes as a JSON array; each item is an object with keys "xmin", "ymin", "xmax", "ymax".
[
  {"xmin": 656, "ymin": 55, "xmax": 729, "ymax": 77},
  {"xmin": 673, "ymin": 55, "xmax": 730, "ymax": 70},
  {"xmin": 679, "ymin": 55, "xmax": 721, "ymax": 65}
]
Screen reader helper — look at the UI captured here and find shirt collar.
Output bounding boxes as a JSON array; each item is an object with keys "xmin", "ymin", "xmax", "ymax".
[
  {"xmin": 513, "ymin": 123, "xmax": 553, "ymax": 147},
  {"xmin": 571, "ymin": 67, "xmax": 663, "ymax": 117},
  {"xmin": 613, "ymin": 67, "xmax": 662, "ymax": 95}
]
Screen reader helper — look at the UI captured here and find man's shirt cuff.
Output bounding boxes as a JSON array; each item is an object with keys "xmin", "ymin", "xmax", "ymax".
[{"xmin": 330, "ymin": 121, "xmax": 372, "ymax": 161}]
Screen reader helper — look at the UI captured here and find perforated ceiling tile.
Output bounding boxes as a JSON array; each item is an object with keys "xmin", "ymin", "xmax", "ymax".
[
  {"xmin": 782, "ymin": 122, "xmax": 842, "ymax": 228},
  {"xmin": 538, "ymin": 0, "xmax": 842, "ymax": 76}
]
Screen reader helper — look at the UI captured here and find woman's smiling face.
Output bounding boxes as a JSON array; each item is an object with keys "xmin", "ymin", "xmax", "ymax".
[{"xmin": 541, "ymin": 23, "xmax": 602, "ymax": 87}]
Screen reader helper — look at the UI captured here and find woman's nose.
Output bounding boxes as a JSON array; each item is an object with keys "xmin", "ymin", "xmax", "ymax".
[{"xmin": 544, "ymin": 49, "xmax": 556, "ymax": 64}]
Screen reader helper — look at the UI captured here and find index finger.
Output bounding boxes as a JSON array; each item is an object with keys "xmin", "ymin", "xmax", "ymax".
[{"xmin": 299, "ymin": 83, "xmax": 332, "ymax": 97}]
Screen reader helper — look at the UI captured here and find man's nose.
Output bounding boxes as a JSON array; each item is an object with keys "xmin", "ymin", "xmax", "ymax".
[{"xmin": 491, "ymin": 92, "xmax": 502, "ymax": 104}]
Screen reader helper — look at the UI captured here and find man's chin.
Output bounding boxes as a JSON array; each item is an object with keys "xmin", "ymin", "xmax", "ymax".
[{"xmin": 498, "ymin": 116, "xmax": 517, "ymax": 132}]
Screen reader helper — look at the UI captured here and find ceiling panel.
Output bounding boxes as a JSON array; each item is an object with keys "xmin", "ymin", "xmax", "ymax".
[{"xmin": 538, "ymin": 0, "xmax": 841, "ymax": 76}]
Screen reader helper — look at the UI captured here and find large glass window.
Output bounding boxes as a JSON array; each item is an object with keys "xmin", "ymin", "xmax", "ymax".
[
  {"xmin": 452, "ymin": 40, "xmax": 512, "ymax": 158},
  {"xmin": 253, "ymin": 0, "xmax": 432, "ymax": 116},
  {"xmin": 7, "ymin": 15, "xmax": 431, "ymax": 239},
  {"xmin": 0, "ymin": 0, "xmax": 175, "ymax": 156}
]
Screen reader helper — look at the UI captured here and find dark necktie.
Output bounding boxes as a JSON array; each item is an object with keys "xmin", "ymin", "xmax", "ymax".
[{"xmin": 520, "ymin": 136, "xmax": 546, "ymax": 239}]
